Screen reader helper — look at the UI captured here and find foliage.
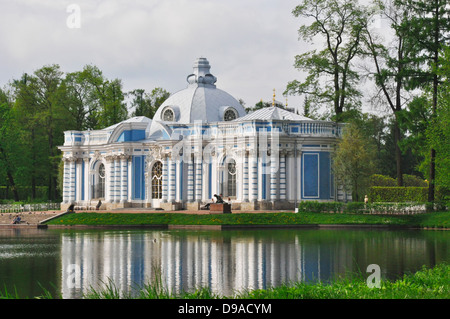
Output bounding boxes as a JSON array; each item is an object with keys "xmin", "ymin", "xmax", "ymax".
[
  {"xmin": 239, "ymin": 264, "xmax": 449, "ymax": 299},
  {"xmin": 369, "ymin": 174, "xmax": 428, "ymax": 187},
  {"xmin": 298, "ymin": 201, "xmax": 344, "ymax": 213},
  {"xmin": 0, "ymin": 63, "xmax": 169, "ymax": 202},
  {"xmin": 332, "ymin": 122, "xmax": 377, "ymax": 201},
  {"xmin": 369, "ymin": 174, "xmax": 397, "ymax": 187},
  {"xmin": 129, "ymin": 87, "xmax": 170, "ymax": 119},
  {"xmin": 402, "ymin": 174, "xmax": 428, "ymax": 187},
  {"xmin": 285, "ymin": 0, "xmax": 368, "ymax": 122},
  {"xmin": 361, "ymin": 0, "xmax": 421, "ymax": 186},
  {"xmin": 297, "ymin": 200, "xmax": 444, "ymax": 215},
  {"xmin": 426, "ymin": 46, "xmax": 450, "ymax": 199},
  {"xmin": 368, "ymin": 186, "xmax": 428, "ymax": 202}
]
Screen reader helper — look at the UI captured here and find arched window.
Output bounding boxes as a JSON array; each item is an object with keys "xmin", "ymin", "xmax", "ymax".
[
  {"xmin": 162, "ymin": 108, "xmax": 174, "ymax": 122},
  {"xmin": 93, "ymin": 162, "xmax": 105, "ymax": 199},
  {"xmin": 227, "ymin": 159, "xmax": 236, "ymax": 197},
  {"xmin": 223, "ymin": 108, "xmax": 237, "ymax": 121},
  {"xmin": 151, "ymin": 161, "xmax": 163, "ymax": 199}
]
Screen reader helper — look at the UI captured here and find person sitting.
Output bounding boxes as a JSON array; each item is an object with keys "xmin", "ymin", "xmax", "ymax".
[
  {"xmin": 12, "ymin": 215, "xmax": 21, "ymax": 224},
  {"xmin": 96, "ymin": 200, "xmax": 102, "ymax": 210}
]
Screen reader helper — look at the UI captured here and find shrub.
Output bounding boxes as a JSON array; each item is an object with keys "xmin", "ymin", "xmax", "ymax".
[
  {"xmin": 298, "ymin": 201, "xmax": 344, "ymax": 213},
  {"xmin": 368, "ymin": 187, "xmax": 428, "ymax": 203},
  {"xmin": 369, "ymin": 174, "xmax": 396, "ymax": 187},
  {"xmin": 402, "ymin": 174, "xmax": 428, "ymax": 187},
  {"xmin": 345, "ymin": 202, "xmax": 366, "ymax": 213}
]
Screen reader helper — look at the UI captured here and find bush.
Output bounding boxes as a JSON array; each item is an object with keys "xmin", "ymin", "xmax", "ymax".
[
  {"xmin": 402, "ymin": 174, "xmax": 428, "ymax": 187},
  {"xmin": 298, "ymin": 201, "xmax": 344, "ymax": 213},
  {"xmin": 368, "ymin": 187, "xmax": 428, "ymax": 203},
  {"xmin": 369, "ymin": 174, "xmax": 396, "ymax": 187},
  {"xmin": 298, "ymin": 200, "xmax": 430, "ymax": 214},
  {"xmin": 369, "ymin": 174, "xmax": 428, "ymax": 187},
  {"xmin": 345, "ymin": 202, "xmax": 366, "ymax": 213}
]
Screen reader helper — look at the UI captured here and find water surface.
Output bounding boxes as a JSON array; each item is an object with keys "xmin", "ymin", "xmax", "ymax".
[{"xmin": 0, "ymin": 228, "xmax": 448, "ymax": 298}]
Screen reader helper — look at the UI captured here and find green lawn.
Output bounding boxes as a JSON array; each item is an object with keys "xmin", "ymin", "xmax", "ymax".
[{"xmin": 45, "ymin": 211, "xmax": 450, "ymax": 228}]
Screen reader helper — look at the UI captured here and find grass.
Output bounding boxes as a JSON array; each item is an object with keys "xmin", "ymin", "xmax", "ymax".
[
  {"xmin": 238, "ymin": 263, "xmax": 450, "ymax": 299},
  {"xmin": 3, "ymin": 263, "xmax": 448, "ymax": 299},
  {"xmin": 45, "ymin": 211, "xmax": 450, "ymax": 228}
]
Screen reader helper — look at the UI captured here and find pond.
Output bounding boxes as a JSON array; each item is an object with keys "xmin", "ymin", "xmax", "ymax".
[{"xmin": 0, "ymin": 228, "xmax": 448, "ymax": 299}]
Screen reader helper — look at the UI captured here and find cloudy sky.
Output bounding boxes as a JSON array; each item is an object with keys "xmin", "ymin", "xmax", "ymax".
[{"xmin": 0, "ymin": 0, "xmax": 313, "ymax": 112}]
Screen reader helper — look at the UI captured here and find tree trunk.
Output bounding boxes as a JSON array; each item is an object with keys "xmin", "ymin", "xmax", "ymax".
[
  {"xmin": 0, "ymin": 146, "xmax": 19, "ymax": 201},
  {"xmin": 394, "ymin": 114, "xmax": 403, "ymax": 187}
]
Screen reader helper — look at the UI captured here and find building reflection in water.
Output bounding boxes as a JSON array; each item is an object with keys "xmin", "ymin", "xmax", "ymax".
[{"xmin": 60, "ymin": 230, "xmax": 439, "ymax": 299}]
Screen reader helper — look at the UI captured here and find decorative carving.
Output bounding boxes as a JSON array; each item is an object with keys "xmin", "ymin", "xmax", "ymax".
[
  {"xmin": 149, "ymin": 145, "xmax": 163, "ymax": 161},
  {"xmin": 91, "ymin": 150, "xmax": 102, "ymax": 162}
]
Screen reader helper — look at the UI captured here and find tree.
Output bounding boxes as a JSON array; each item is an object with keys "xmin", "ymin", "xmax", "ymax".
[
  {"xmin": 0, "ymin": 88, "xmax": 20, "ymax": 201},
  {"xmin": 401, "ymin": 0, "xmax": 450, "ymax": 202},
  {"xmin": 285, "ymin": 0, "xmax": 368, "ymax": 122},
  {"xmin": 58, "ymin": 66, "xmax": 105, "ymax": 130},
  {"xmin": 426, "ymin": 46, "xmax": 450, "ymax": 199},
  {"xmin": 333, "ymin": 122, "xmax": 377, "ymax": 201},
  {"xmin": 361, "ymin": 0, "xmax": 421, "ymax": 186},
  {"xmin": 130, "ymin": 87, "xmax": 170, "ymax": 119},
  {"xmin": 12, "ymin": 65, "xmax": 65, "ymax": 200}
]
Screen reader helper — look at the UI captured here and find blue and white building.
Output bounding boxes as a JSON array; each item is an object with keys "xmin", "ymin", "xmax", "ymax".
[{"xmin": 58, "ymin": 58, "xmax": 347, "ymax": 211}]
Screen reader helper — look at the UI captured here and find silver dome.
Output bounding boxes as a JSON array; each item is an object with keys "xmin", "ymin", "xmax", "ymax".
[{"xmin": 151, "ymin": 58, "xmax": 246, "ymax": 126}]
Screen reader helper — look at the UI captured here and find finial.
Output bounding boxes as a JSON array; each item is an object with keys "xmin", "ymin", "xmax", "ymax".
[{"xmin": 272, "ymin": 89, "xmax": 276, "ymax": 107}]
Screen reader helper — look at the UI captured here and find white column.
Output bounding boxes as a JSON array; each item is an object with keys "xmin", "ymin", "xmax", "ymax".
[
  {"xmin": 297, "ymin": 148, "xmax": 302, "ymax": 201},
  {"xmin": 69, "ymin": 158, "xmax": 76, "ymax": 203},
  {"xmin": 187, "ymin": 157, "xmax": 194, "ymax": 202},
  {"xmin": 195, "ymin": 155, "xmax": 202, "ymax": 202},
  {"xmin": 202, "ymin": 159, "xmax": 209, "ymax": 202},
  {"xmin": 270, "ymin": 151, "xmax": 278, "ymax": 202},
  {"xmin": 128, "ymin": 159, "xmax": 133, "ymax": 201},
  {"xmin": 242, "ymin": 151, "xmax": 249, "ymax": 202},
  {"xmin": 62, "ymin": 158, "xmax": 70, "ymax": 203},
  {"xmin": 168, "ymin": 155, "xmax": 176, "ymax": 202},
  {"xmin": 175, "ymin": 159, "xmax": 182, "ymax": 202},
  {"xmin": 83, "ymin": 158, "xmax": 90, "ymax": 202},
  {"xmin": 120, "ymin": 155, "xmax": 129, "ymax": 203},
  {"xmin": 106, "ymin": 156, "xmax": 114, "ymax": 203},
  {"xmin": 75, "ymin": 159, "xmax": 82, "ymax": 202},
  {"xmin": 115, "ymin": 158, "xmax": 121, "ymax": 203},
  {"xmin": 249, "ymin": 150, "xmax": 258, "ymax": 202},
  {"xmin": 162, "ymin": 156, "xmax": 168, "ymax": 202},
  {"xmin": 280, "ymin": 151, "xmax": 286, "ymax": 201}
]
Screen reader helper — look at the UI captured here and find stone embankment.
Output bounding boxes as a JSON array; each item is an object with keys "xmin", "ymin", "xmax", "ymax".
[{"xmin": 0, "ymin": 211, "xmax": 60, "ymax": 226}]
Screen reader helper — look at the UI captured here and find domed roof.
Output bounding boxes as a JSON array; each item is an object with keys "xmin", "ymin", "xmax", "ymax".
[{"xmin": 152, "ymin": 58, "xmax": 246, "ymax": 125}]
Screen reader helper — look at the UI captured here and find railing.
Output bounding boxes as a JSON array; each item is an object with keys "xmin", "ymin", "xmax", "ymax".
[{"xmin": 0, "ymin": 202, "xmax": 61, "ymax": 213}]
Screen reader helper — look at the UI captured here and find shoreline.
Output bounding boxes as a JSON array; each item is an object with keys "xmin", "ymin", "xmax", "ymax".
[{"xmin": 0, "ymin": 210, "xmax": 448, "ymax": 230}]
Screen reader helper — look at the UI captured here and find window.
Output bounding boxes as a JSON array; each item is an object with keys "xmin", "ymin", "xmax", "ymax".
[
  {"xmin": 162, "ymin": 108, "xmax": 174, "ymax": 122},
  {"xmin": 224, "ymin": 108, "xmax": 237, "ymax": 121},
  {"xmin": 227, "ymin": 159, "xmax": 236, "ymax": 197},
  {"xmin": 151, "ymin": 161, "xmax": 163, "ymax": 199},
  {"xmin": 92, "ymin": 163, "xmax": 105, "ymax": 199}
]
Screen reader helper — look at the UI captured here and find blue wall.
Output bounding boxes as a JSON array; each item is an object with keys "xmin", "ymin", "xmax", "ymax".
[
  {"xmin": 117, "ymin": 130, "xmax": 146, "ymax": 142},
  {"xmin": 303, "ymin": 153, "xmax": 319, "ymax": 198},
  {"xmin": 302, "ymin": 151, "xmax": 332, "ymax": 200},
  {"xmin": 132, "ymin": 155, "xmax": 146, "ymax": 200}
]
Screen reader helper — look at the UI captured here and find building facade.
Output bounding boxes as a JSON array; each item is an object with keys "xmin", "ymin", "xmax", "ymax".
[{"xmin": 58, "ymin": 58, "xmax": 347, "ymax": 211}]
